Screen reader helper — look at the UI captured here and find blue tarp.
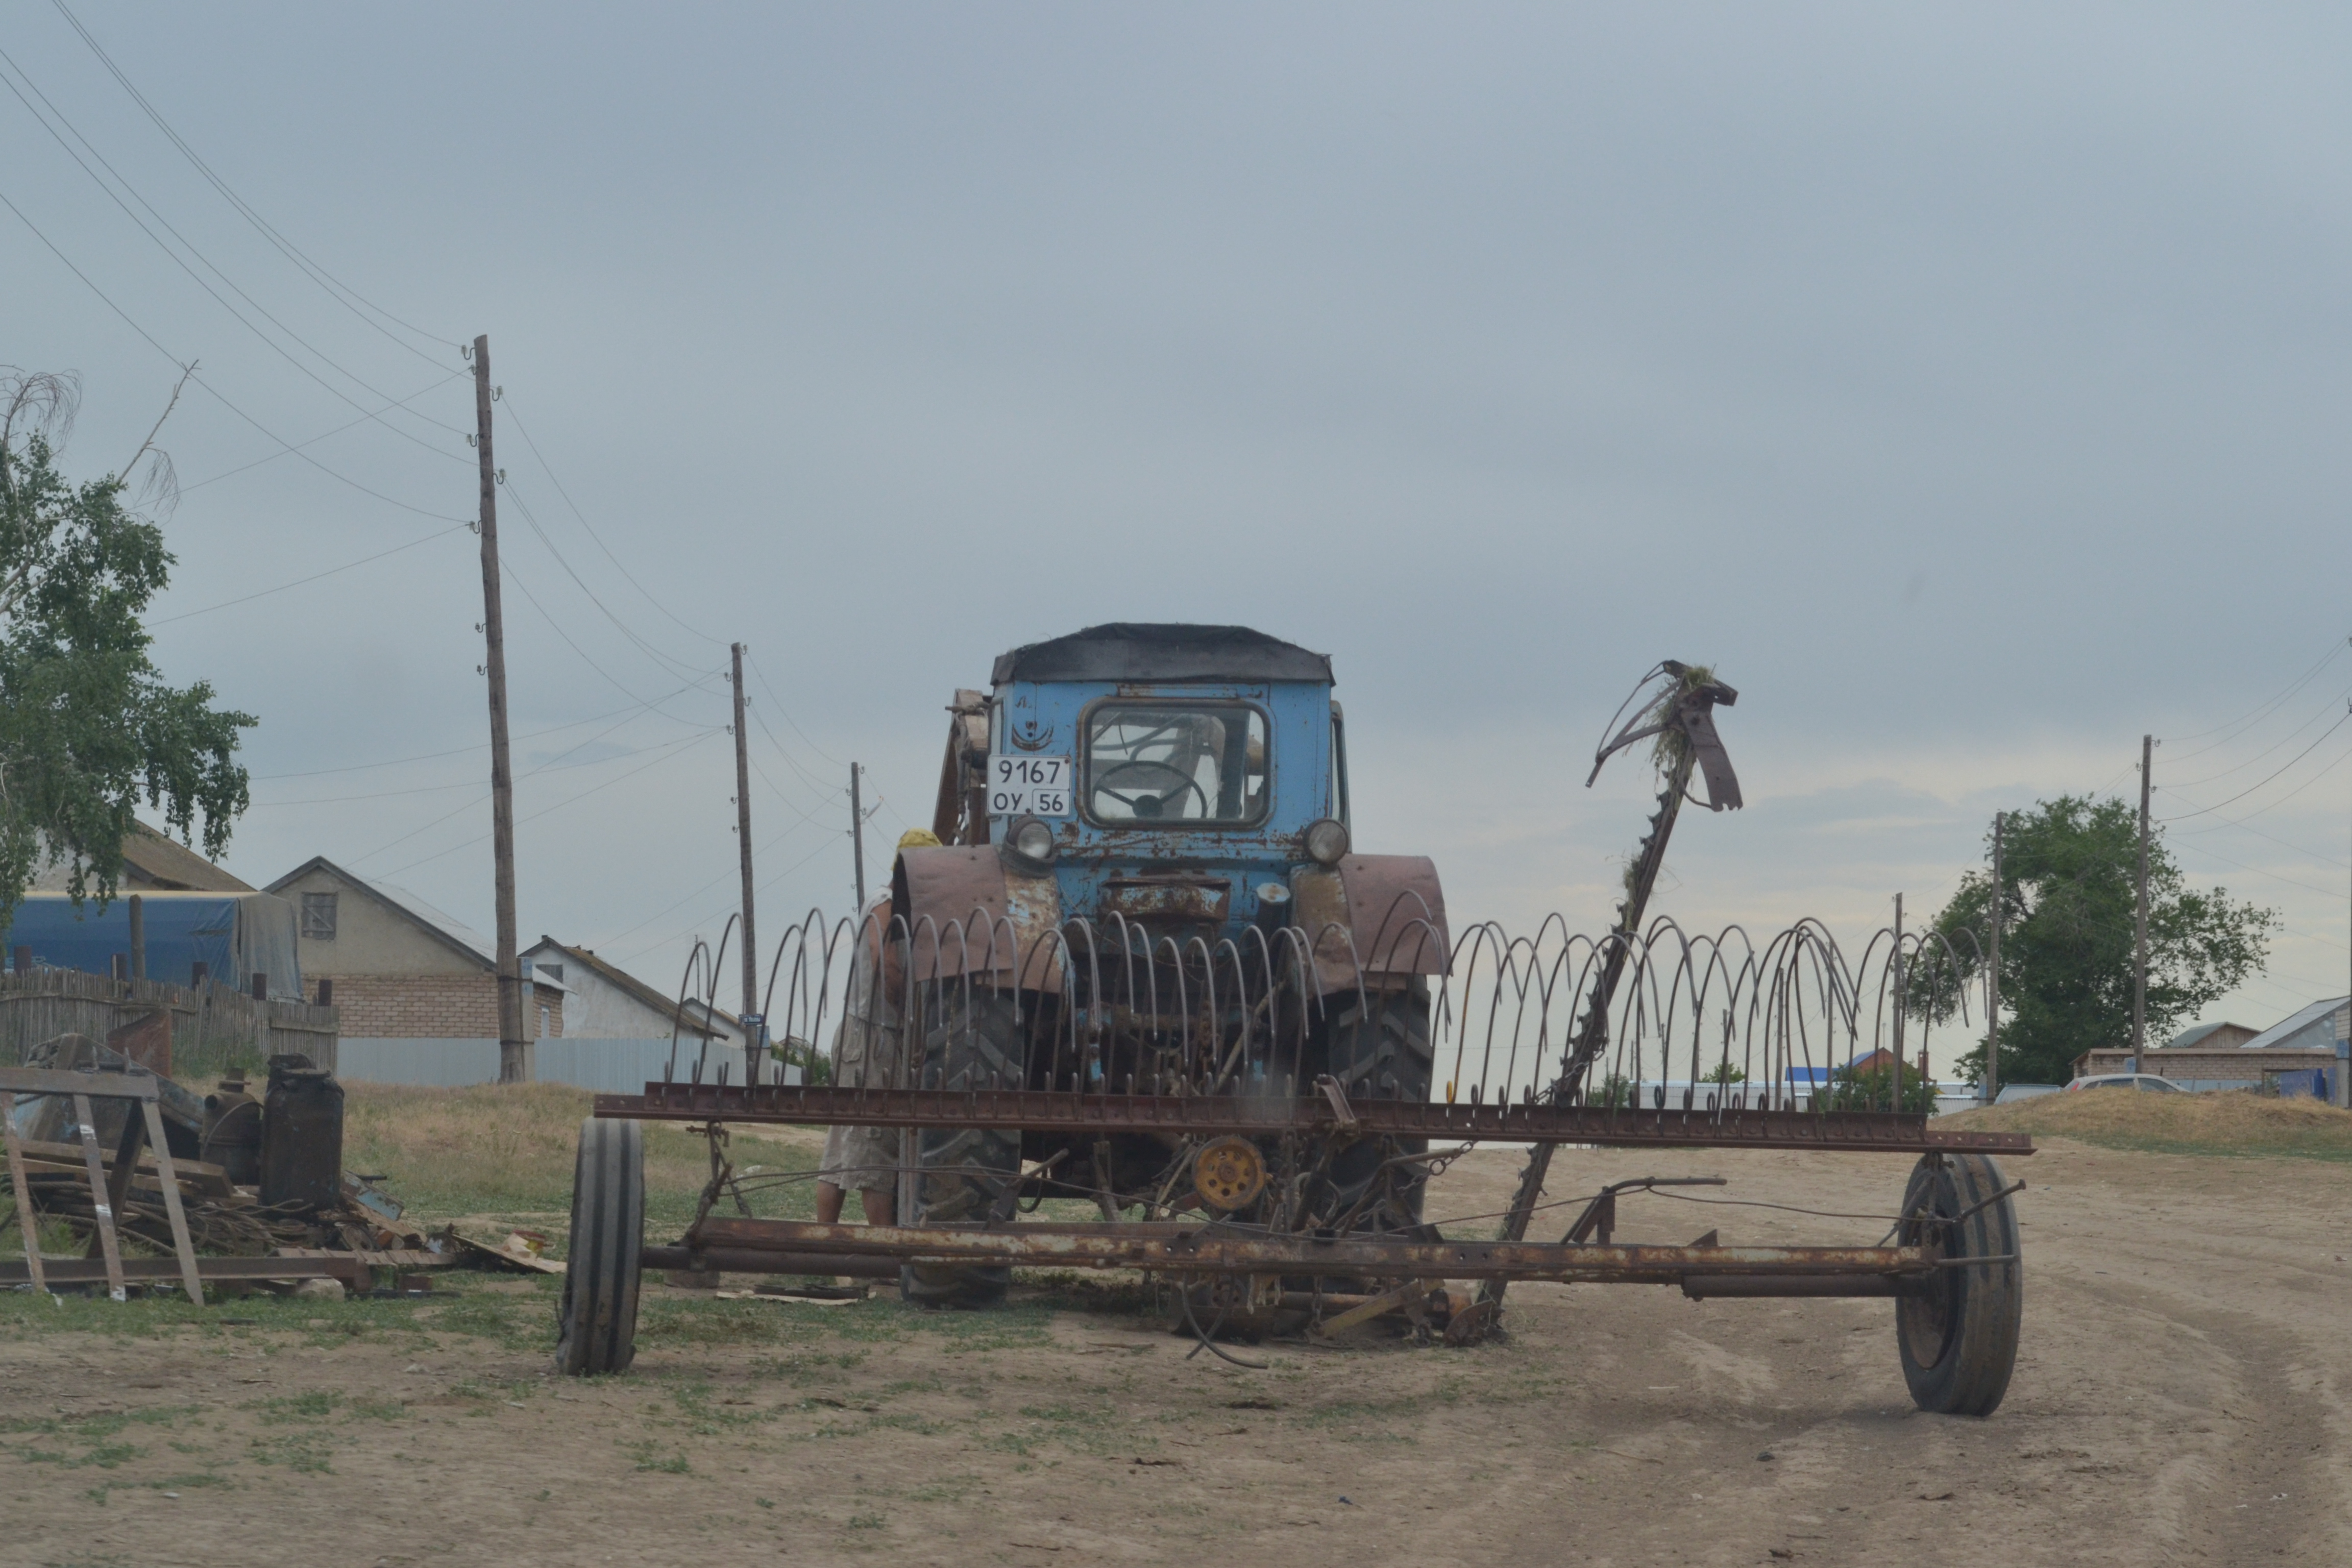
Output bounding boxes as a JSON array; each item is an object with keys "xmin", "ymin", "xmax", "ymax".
[
  {"xmin": 2271, "ymin": 1067, "xmax": 2332, "ymax": 1101},
  {"xmin": 2, "ymin": 891, "xmax": 304, "ymax": 999}
]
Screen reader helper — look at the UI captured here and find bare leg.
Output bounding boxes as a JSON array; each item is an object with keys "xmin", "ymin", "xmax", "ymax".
[
  {"xmin": 816, "ymin": 1181, "xmax": 846, "ymax": 1225},
  {"xmin": 860, "ymin": 1186, "xmax": 895, "ymax": 1227}
]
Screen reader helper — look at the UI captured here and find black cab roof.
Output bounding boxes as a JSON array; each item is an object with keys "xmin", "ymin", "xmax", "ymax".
[{"xmin": 992, "ymin": 623, "xmax": 1332, "ymax": 685}]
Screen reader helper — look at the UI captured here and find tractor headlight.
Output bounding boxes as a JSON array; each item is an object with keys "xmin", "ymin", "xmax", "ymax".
[
  {"xmin": 1302, "ymin": 817, "xmax": 1351, "ymax": 867},
  {"xmin": 1005, "ymin": 815, "xmax": 1058, "ymax": 871}
]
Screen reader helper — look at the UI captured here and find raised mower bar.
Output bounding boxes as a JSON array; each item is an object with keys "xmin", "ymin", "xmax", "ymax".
[
  {"xmin": 669, "ymin": 1216, "xmax": 1940, "ymax": 1290},
  {"xmin": 595, "ymin": 1083, "xmax": 2033, "ymax": 1156}
]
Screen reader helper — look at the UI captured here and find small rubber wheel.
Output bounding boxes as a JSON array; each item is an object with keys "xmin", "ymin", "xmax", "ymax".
[
  {"xmin": 556, "ymin": 1117, "xmax": 644, "ymax": 1375},
  {"xmin": 1896, "ymin": 1153, "xmax": 2021, "ymax": 1416}
]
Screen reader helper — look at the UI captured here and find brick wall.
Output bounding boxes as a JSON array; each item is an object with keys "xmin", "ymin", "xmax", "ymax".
[{"xmin": 326, "ymin": 973, "xmax": 564, "ymax": 1039}]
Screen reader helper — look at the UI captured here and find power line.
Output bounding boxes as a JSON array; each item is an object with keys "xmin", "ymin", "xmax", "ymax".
[
  {"xmin": 498, "ymin": 391, "xmax": 727, "ymax": 650},
  {"xmin": 498, "ymin": 552, "xmax": 722, "ymax": 723},
  {"xmin": 150, "ymin": 523, "xmax": 467, "ymax": 625},
  {"xmin": 376, "ymin": 730, "xmax": 721, "ymax": 878},
  {"xmin": 747, "ymin": 651, "xmax": 848, "ymax": 769},
  {"xmin": 0, "ymin": 48, "xmax": 471, "ymax": 457},
  {"xmin": 50, "ymin": 0, "xmax": 461, "ymax": 364},
  {"xmin": 2161, "ymin": 635, "xmax": 2350, "ymax": 759},
  {"xmin": 0, "ymin": 179, "xmax": 474, "ymax": 523},
  {"xmin": 501, "ymin": 476, "xmax": 710, "ymax": 682},
  {"xmin": 2161, "ymin": 678, "xmax": 2352, "ymax": 791},
  {"xmin": 610, "ymin": 826, "xmax": 843, "ymax": 966},
  {"xmin": 181, "ymin": 371, "xmax": 467, "ymax": 492},
  {"xmin": 2156, "ymin": 712, "xmax": 2352, "ymax": 822},
  {"xmin": 249, "ymin": 688, "xmax": 713, "ymax": 781},
  {"xmin": 2169, "ymin": 840, "xmax": 2348, "ymax": 901},
  {"xmin": 254, "ymin": 733, "xmax": 701, "ymax": 807}
]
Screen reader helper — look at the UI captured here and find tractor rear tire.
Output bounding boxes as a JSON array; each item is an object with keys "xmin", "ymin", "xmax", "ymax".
[
  {"xmin": 1895, "ymin": 1153, "xmax": 2021, "ymax": 1416},
  {"xmin": 1320, "ymin": 982, "xmax": 1435, "ymax": 1231},
  {"xmin": 903, "ymin": 987, "xmax": 1027, "ymax": 1309},
  {"xmin": 556, "ymin": 1117, "xmax": 644, "ymax": 1376}
]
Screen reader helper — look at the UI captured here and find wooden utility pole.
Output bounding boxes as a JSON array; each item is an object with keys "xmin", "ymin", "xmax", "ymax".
[
  {"xmin": 1985, "ymin": 812, "xmax": 2003, "ymax": 1106},
  {"xmin": 473, "ymin": 334, "xmax": 527, "ymax": 1084},
  {"xmin": 849, "ymin": 763, "xmax": 868, "ymax": 910},
  {"xmin": 2130, "ymin": 733, "xmax": 2153, "ymax": 1065},
  {"xmin": 731, "ymin": 643, "xmax": 759, "ymax": 1037}
]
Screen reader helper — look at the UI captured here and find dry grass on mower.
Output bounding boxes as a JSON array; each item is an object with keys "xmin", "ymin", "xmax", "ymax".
[{"xmin": 1940, "ymin": 1084, "xmax": 2352, "ymax": 1161}]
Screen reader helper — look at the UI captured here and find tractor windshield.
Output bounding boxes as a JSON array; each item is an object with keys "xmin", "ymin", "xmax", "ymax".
[{"xmin": 1084, "ymin": 703, "xmax": 1268, "ymax": 825}]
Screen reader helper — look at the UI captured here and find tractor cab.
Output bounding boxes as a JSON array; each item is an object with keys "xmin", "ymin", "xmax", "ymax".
[{"xmin": 921, "ymin": 623, "xmax": 1356, "ymax": 945}]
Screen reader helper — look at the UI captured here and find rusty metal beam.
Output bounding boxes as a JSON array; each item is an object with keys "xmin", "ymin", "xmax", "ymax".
[
  {"xmin": 674, "ymin": 1216, "xmax": 1937, "ymax": 1285},
  {"xmin": 596, "ymin": 1083, "xmax": 2032, "ymax": 1155}
]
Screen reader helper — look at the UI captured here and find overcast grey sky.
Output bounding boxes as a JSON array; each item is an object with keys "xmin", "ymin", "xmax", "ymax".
[{"xmin": 5, "ymin": 3, "xmax": 2347, "ymax": 1063}]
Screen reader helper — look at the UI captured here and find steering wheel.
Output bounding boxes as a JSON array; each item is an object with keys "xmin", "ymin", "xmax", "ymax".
[{"xmin": 1093, "ymin": 760, "xmax": 1210, "ymax": 819}]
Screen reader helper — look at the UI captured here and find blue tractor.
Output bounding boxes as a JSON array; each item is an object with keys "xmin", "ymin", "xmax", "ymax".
[{"xmin": 885, "ymin": 623, "xmax": 1448, "ymax": 1304}]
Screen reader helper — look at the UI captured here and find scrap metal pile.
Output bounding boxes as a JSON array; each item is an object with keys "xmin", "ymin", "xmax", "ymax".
[{"xmin": 2, "ymin": 1033, "xmax": 446, "ymax": 1298}]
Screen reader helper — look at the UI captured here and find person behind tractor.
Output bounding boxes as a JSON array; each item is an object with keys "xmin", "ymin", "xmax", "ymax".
[{"xmin": 815, "ymin": 828, "xmax": 937, "ymax": 1226}]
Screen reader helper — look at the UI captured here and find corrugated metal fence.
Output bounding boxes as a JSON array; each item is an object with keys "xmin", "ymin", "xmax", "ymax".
[
  {"xmin": 337, "ymin": 1037, "xmax": 763, "ymax": 1094},
  {"xmin": 1, "ymin": 967, "xmax": 337, "ymax": 1081}
]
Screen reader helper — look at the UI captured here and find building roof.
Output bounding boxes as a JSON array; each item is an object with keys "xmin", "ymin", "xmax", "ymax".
[
  {"xmin": 527, "ymin": 937, "xmax": 737, "ymax": 1039},
  {"xmin": 2160, "ymin": 1020, "xmax": 2257, "ymax": 1050},
  {"xmin": 992, "ymin": 624, "xmax": 1333, "ymax": 686},
  {"xmin": 265, "ymin": 855, "xmax": 497, "ymax": 970},
  {"xmin": 31, "ymin": 819, "xmax": 253, "ymax": 894},
  {"xmin": 2241, "ymin": 996, "xmax": 2349, "ymax": 1052},
  {"xmin": 122, "ymin": 821, "xmax": 254, "ymax": 891}
]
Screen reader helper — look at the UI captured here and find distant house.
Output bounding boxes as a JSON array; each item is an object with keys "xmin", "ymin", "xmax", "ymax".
[
  {"xmin": 8, "ymin": 823, "xmax": 304, "ymax": 996},
  {"xmin": 2239, "ymin": 997, "xmax": 2349, "ymax": 1054},
  {"xmin": 2161, "ymin": 1020, "xmax": 2260, "ymax": 1051},
  {"xmin": 265, "ymin": 856, "xmax": 564, "ymax": 1043},
  {"xmin": 30, "ymin": 819, "xmax": 254, "ymax": 894},
  {"xmin": 2077, "ymin": 998, "xmax": 2345, "ymax": 1089},
  {"xmin": 521, "ymin": 938, "xmax": 743, "ymax": 1048}
]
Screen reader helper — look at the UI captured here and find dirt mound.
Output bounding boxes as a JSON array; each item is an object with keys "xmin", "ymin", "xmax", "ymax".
[{"xmin": 1940, "ymin": 1085, "xmax": 2352, "ymax": 1160}]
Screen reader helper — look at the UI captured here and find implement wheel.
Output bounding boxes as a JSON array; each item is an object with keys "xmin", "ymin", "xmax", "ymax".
[
  {"xmin": 903, "ymin": 987, "xmax": 1026, "ymax": 1308},
  {"xmin": 556, "ymin": 1117, "xmax": 644, "ymax": 1376},
  {"xmin": 1895, "ymin": 1152, "xmax": 2021, "ymax": 1416}
]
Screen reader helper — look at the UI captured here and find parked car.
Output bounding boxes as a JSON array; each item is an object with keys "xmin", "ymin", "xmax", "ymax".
[{"xmin": 2065, "ymin": 1073, "xmax": 2186, "ymax": 1093}]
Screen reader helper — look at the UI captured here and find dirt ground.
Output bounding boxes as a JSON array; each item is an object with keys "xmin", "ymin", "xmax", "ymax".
[{"xmin": 6, "ymin": 1132, "xmax": 2349, "ymax": 1568}]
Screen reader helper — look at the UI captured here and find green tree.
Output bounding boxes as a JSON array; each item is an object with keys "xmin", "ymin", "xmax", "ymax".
[
  {"xmin": 1905, "ymin": 795, "xmax": 2273, "ymax": 1086},
  {"xmin": 0, "ymin": 370, "xmax": 253, "ymax": 923}
]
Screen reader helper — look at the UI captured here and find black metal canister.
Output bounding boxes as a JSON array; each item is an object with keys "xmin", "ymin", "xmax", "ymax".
[{"xmin": 259, "ymin": 1054, "xmax": 344, "ymax": 1211}]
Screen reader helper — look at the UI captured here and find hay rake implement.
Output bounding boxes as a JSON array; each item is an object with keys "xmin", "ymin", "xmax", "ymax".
[{"xmin": 557, "ymin": 631, "xmax": 2028, "ymax": 1416}]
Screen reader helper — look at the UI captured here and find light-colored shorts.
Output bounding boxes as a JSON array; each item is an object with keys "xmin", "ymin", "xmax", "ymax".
[{"xmin": 819, "ymin": 1122, "xmax": 899, "ymax": 1195}]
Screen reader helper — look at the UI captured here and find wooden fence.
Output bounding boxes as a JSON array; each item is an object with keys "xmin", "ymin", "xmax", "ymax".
[{"xmin": 0, "ymin": 968, "xmax": 337, "ymax": 1085}]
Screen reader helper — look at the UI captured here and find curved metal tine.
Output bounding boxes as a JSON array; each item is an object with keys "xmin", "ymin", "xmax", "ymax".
[
  {"xmin": 1213, "ymin": 940, "xmax": 1251, "ymax": 1100},
  {"xmin": 1183, "ymin": 932, "xmax": 1221, "ymax": 1094},
  {"xmin": 666, "ymin": 937, "xmax": 709, "ymax": 1084},
  {"xmin": 1224, "ymin": 924, "xmax": 1286, "ymax": 1096},
  {"xmin": 1147, "ymin": 933, "xmax": 1188, "ymax": 1091}
]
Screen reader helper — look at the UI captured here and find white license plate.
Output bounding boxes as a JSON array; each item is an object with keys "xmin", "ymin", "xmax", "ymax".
[{"xmin": 989, "ymin": 754, "xmax": 1073, "ymax": 817}]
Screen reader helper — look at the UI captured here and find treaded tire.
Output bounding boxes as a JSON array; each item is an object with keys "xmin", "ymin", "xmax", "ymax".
[
  {"xmin": 1320, "ymin": 982, "xmax": 1435, "ymax": 1230},
  {"xmin": 1896, "ymin": 1153, "xmax": 2021, "ymax": 1416},
  {"xmin": 902, "ymin": 987, "xmax": 1026, "ymax": 1308},
  {"xmin": 556, "ymin": 1117, "xmax": 644, "ymax": 1375}
]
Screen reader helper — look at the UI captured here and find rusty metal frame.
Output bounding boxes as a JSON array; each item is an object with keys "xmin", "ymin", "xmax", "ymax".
[
  {"xmin": 594, "ymin": 1083, "xmax": 2033, "ymax": 1156},
  {"xmin": 647, "ymin": 1215, "xmax": 1945, "ymax": 1295}
]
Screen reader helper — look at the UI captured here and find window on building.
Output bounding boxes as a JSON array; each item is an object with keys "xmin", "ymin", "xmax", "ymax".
[
  {"xmin": 538, "ymin": 962, "xmax": 564, "ymax": 983},
  {"xmin": 301, "ymin": 892, "xmax": 337, "ymax": 941},
  {"xmin": 538, "ymin": 1004, "xmax": 550, "ymax": 1039}
]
